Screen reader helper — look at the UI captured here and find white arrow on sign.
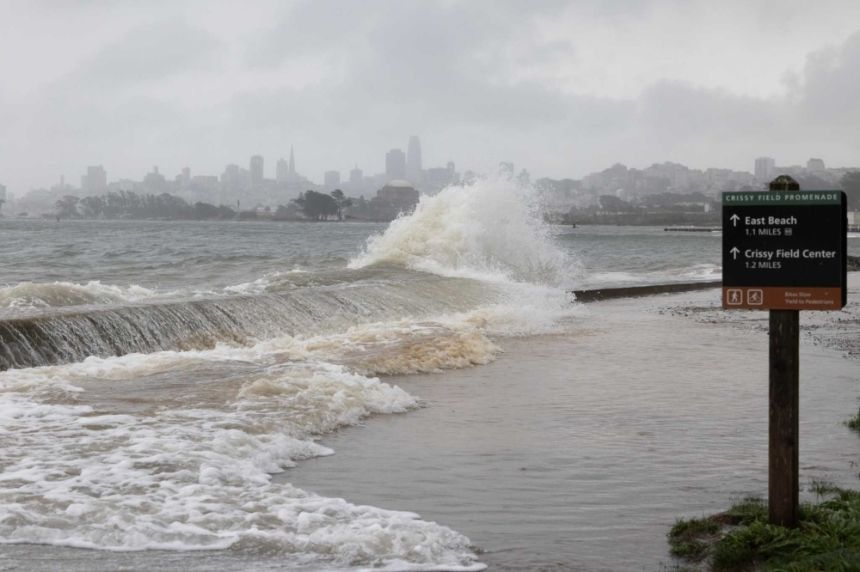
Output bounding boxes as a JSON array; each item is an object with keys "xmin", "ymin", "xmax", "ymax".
[
  {"xmin": 730, "ymin": 247, "xmax": 740, "ymax": 260},
  {"xmin": 730, "ymin": 213, "xmax": 740, "ymax": 227}
]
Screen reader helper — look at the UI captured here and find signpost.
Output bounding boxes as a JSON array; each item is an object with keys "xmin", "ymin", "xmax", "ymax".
[
  {"xmin": 722, "ymin": 188, "xmax": 847, "ymax": 310},
  {"xmin": 722, "ymin": 176, "xmax": 848, "ymax": 528}
]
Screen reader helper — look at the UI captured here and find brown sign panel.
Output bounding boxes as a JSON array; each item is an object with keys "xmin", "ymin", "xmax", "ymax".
[{"xmin": 721, "ymin": 286, "xmax": 842, "ymax": 310}]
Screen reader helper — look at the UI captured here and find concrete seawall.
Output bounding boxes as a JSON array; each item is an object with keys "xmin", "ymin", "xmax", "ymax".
[
  {"xmin": 572, "ymin": 281, "xmax": 722, "ymax": 302},
  {"xmin": 572, "ymin": 256, "xmax": 858, "ymax": 302}
]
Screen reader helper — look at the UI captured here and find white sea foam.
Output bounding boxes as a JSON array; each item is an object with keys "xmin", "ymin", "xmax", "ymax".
[
  {"xmin": 345, "ymin": 178, "xmax": 584, "ymax": 342},
  {"xmin": 0, "ymin": 267, "xmax": 311, "ymax": 313},
  {"xmin": 0, "ymin": 350, "xmax": 484, "ymax": 569},
  {"xmin": 0, "ymin": 280, "xmax": 160, "ymax": 310},
  {"xmin": 349, "ymin": 178, "xmax": 579, "ymax": 289},
  {"xmin": 222, "ymin": 269, "xmax": 304, "ymax": 295}
]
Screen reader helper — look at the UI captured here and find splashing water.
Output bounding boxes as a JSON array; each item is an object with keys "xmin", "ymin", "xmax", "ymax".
[{"xmin": 349, "ymin": 178, "xmax": 580, "ymax": 289}]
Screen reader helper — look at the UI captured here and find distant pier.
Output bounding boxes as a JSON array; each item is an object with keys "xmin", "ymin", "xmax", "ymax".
[{"xmin": 663, "ymin": 227, "xmax": 721, "ymax": 232}]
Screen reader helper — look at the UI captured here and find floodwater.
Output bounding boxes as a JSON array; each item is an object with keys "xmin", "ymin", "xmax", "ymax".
[{"xmin": 288, "ymin": 289, "xmax": 860, "ymax": 570}]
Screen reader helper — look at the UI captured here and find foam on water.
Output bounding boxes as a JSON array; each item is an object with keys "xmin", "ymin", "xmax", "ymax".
[
  {"xmin": 0, "ymin": 341, "xmax": 484, "ymax": 570},
  {"xmin": 0, "ymin": 281, "xmax": 160, "ymax": 311},
  {"xmin": 0, "ymin": 267, "xmax": 311, "ymax": 315}
]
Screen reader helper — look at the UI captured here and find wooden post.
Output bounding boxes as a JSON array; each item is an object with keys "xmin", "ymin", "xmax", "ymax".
[{"xmin": 768, "ymin": 175, "xmax": 800, "ymax": 528}]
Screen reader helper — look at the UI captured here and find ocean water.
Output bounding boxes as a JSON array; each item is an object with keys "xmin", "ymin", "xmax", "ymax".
[{"xmin": 0, "ymin": 181, "xmax": 858, "ymax": 571}]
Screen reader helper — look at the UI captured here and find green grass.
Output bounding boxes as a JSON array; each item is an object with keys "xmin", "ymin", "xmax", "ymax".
[
  {"xmin": 810, "ymin": 479, "xmax": 842, "ymax": 498},
  {"xmin": 669, "ymin": 490, "xmax": 860, "ymax": 571},
  {"xmin": 669, "ymin": 517, "xmax": 721, "ymax": 560},
  {"xmin": 846, "ymin": 408, "xmax": 860, "ymax": 432}
]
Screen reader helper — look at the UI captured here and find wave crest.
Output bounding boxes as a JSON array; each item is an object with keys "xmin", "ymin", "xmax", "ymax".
[
  {"xmin": 349, "ymin": 178, "xmax": 578, "ymax": 288},
  {"xmin": 0, "ymin": 281, "xmax": 158, "ymax": 310}
]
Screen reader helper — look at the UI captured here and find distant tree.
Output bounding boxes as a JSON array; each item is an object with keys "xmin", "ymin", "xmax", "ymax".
[
  {"xmin": 598, "ymin": 195, "xmax": 635, "ymax": 212},
  {"xmin": 330, "ymin": 189, "xmax": 353, "ymax": 221},
  {"xmin": 841, "ymin": 171, "xmax": 860, "ymax": 210},
  {"xmin": 193, "ymin": 201, "xmax": 232, "ymax": 219},
  {"xmin": 79, "ymin": 195, "xmax": 105, "ymax": 218},
  {"xmin": 293, "ymin": 190, "xmax": 339, "ymax": 220},
  {"xmin": 55, "ymin": 195, "xmax": 80, "ymax": 219},
  {"xmin": 794, "ymin": 174, "xmax": 832, "ymax": 191}
]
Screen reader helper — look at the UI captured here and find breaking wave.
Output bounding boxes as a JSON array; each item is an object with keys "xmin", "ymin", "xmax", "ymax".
[
  {"xmin": 349, "ymin": 178, "xmax": 579, "ymax": 288},
  {"xmin": 0, "ymin": 280, "xmax": 161, "ymax": 311}
]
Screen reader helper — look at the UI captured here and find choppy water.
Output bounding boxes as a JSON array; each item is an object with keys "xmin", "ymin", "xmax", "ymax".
[{"xmin": 0, "ymin": 180, "xmax": 858, "ymax": 571}]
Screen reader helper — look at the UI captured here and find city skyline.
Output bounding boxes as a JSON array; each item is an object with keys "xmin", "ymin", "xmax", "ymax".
[{"xmin": 2, "ymin": 1, "xmax": 860, "ymax": 194}]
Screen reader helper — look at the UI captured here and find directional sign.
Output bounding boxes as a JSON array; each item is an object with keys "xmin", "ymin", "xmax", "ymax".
[{"xmin": 722, "ymin": 190, "xmax": 847, "ymax": 310}]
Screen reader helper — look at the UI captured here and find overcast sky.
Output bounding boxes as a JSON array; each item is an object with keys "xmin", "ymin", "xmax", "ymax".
[{"xmin": 2, "ymin": 0, "xmax": 860, "ymax": 194}]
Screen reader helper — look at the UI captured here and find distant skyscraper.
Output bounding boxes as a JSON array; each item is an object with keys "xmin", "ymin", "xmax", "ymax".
[
  {"xmin": 250, "ymin": 155, "xmax": 264, "ymax": 187},
  {"xmin": 386, "ymin": 148, "xmax": 406, "ymax": 180},
  {"xmin": 289, "ymin": 146, "xmax": 296, "ymax": 177},
  {"xmin": 180, "ymin": 167, "xmax": 191, "ymax": 187},
  {"xmin": 81, "ymin": 165, "xmax": 107, "ymax": 193},
  {"xmin": 276, "ymin": 158, "xmax": 289, "ymax": 183},
  {"xmin": 143, "ymin": 166, "xmax": 167, "ymax": 192},
  {"xmin": 406, "ymin": 136, "xmax": 422, "ymax": 183},
  {"xmin": 754, "ymin": 157, "xmax": 775, "ymax": 181},
  {"xmin": 806, "ymin": 158, "xmax": 826, "ymax": 171},
  {"xmin": 324, "ymin": 170, "xmax": 341, "ymax": 190},
  {"xmin": 221, "ymin": 164, "xmax": 241, "ymax": 191},
  {"xmin": 349, "ymin": 165, "xmax": 363, "ymax": 187}
]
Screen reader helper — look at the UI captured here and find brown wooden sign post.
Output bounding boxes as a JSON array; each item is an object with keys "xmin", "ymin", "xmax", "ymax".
[
  {"xmin": 722, "ymin": 175, "xmax": 848, "ymax": 528},
  {"xmin": 767, "ymin": 176, "xmax": 801, "ymax": 528}
]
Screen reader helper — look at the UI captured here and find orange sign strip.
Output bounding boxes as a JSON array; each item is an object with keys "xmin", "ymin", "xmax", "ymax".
[{"xmin": 722, "ymin": 287, "xmax": 842, "ymax": 310}]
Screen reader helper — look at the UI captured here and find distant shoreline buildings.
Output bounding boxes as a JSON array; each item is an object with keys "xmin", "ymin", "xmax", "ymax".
[{"xmin": 2, "ymin": 145, "xmax": 857, "ymax": 220}]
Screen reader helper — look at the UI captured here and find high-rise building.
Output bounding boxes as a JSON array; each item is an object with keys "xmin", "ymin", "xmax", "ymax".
[
  {"xmin": 276, "ymin": 158, "xmax": 289, "ymax": 183},
  {"xmin": 180, "ymin": 167, "xmax": 191, "ymax": 187},
  {"xmin": 406, "ymin": 136, "xmax": 422, "ymax": 183},
  {"xmin": 807, "ymin": 158, "xmax": 826, "ymax": 172},
  {"xmin": 221, "ymin": 164, "xmax": 242, "ymax": 191},
  {"xmin": 754, "ymin": 157, "xmax": 775, "ymax": 182},
  {"xmin": 349, "ymin": 166, "xmax": 363, "ymax": 187},
  {"xmin": 324, "ymin": 170, "xmax": 341, "ymax": 190},
  {"xmin": 250, "ymin": 155, "xmax": 264, "ymax": 187},
  {"xmin": 289, "ymin": 146, "xmax": 296, "ymax": 177},
  {"xmin": 81, "ymin": 165, "xmax": 107, "ymax": 193},
  {"xmin": 386, "ymin": 148, "xmax": 406, "ymax": 180},
  {"xmin": 0, "ymin": 184, "xmax": 6, "ymax": 209}
]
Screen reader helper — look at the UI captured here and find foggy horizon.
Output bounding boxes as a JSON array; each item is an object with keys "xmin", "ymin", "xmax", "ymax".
[{"xmin": 2, "ymin": 0, "xmax": 860, "ymax": 194}]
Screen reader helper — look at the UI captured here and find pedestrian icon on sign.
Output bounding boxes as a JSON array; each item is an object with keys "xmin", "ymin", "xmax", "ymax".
[{"xmin": 727, "ymin": 289, "xmax": 742, "ymax": 305}]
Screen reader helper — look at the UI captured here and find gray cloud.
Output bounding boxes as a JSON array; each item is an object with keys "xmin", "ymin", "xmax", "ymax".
[
  {"xmin": 76, "ymin": 20, "xmax": 224, "ymax": 87},
  {"xmin": 1, "ymin": 1, "xmax": 859, "ymax": 193}
]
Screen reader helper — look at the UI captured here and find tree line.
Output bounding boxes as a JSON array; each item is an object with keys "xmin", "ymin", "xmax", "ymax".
[
  {"xmin": 53, "ymin": 189, "xmax": 354, "ymax": 221},
  {"xmin": 54, "ymin": 191, "xmax": 235, "ymax": 220}
]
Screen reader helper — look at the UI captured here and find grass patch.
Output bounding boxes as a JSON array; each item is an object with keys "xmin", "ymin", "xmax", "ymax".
[
  {"xmin": 669, "ymin": 490, "xmax": 860, "ymax": 571},
  {"xmin": 669, "ymin": 517, "xmax": 721, "ymax": 560},
  {"xmin": 846, "ymin": 408, "xmax": 860, "ymax": 432},
  {"xmin": 809, "ymin": 479, "xmax": 842, "ymax": 498}
]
